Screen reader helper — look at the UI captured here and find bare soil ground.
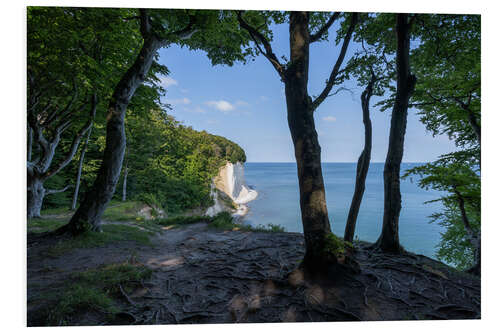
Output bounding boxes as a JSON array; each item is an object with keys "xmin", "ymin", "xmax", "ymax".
[{"xmin": 27, "ymin": 222, "xmax": 480, "ymax": 326}]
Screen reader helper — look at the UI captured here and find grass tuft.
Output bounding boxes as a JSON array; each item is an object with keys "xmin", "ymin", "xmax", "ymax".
[
  {"xmin": 101, "ymin": 201, "xmax": 146, "ymax": 221},
  {"xmin": 44, "ymin": 262, "xmax": 151, "ymax": 325},
  {"xmin": 156, "ymin": 215, "xmax": 210, "ymax": 227},
  {"xmin": 45, "ymin": 224, "xmax": 154, "ymax": 257},
  {"xmin": 28, "ymin": 218, "xmax": 68, "ymax": 233}
]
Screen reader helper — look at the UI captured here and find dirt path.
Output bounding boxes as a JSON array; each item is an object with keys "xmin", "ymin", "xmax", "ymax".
[{"xmin": 27, "ymin": 223, "xmax": 480, "ymax": 325}]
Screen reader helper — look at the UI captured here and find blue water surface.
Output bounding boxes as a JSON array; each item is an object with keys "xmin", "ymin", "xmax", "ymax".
[{"xmin": 243, "ymin": 162, "xmax": 444, "ymax": 259}]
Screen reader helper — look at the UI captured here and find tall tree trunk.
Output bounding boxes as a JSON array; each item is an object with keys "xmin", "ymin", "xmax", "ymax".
[
  {"xmin": 284, "ymin": 12, "xmax": 332, "ymax": 270},
  {"xmin": 27, "ymin": 176, "xmax": 45, "ymax": 218},
  {"xmin": 344, "ymin": 75, "xmax": 375, "ymax": 243},
  {"xmin": 28, "ymin": 126, "xmax": 33, "ymax": 162},
  {"xmin": 65, "ymin": 35, "xmax": 162, "ymax": 234},
  {"xmin": 122, "ymin": 159, "xmax": 128, "ymax": 202},
  {"xmin": 375, "ymin": 14, "xmax": 417, "ymax": 253},
  {"xmin": 71, "ymin": 124, "xmax": 93, "ymax": 210}
]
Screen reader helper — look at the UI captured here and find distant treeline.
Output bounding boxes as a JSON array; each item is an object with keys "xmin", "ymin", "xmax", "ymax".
[{"xmin": 44, "ymin": 108, "xmax": 245, "ymax": 214}]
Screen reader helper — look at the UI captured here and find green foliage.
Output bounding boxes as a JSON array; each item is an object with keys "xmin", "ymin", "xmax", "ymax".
[
  {"xmin": 120, "ymin": 108, "xmax": 245, "ymax": 214},
  {"xmin": 250, "ymin": 223, "xmax": 286, "ymax": 233},
  {"xmin": 208, "ymin": 212, "xmax": 285, "ymax": 232},
  {"xmin": 403, "ymin": 157, "xmax": 480, "ymax": 268},
  {"xmin": 429, "ymin": 200, "xmax": 478, "ymax": 269},
  {"xmin": 411, "ymin": 15, "xmax": 480, "ymax": 148},
  {"xmin": 323, "ymin": 233, "xmax": 352, "ymax": 257},
  {"xmin": 157, "ymin": 215, "xmax": 210, "ymax": 227},
  {"xmin": 208, "ymin": 211, "xmax": 238, "ymax": 229}
]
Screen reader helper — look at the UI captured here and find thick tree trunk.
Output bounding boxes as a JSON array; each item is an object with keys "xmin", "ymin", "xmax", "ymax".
[
  {"xmin": 27, "ymin": 176, "xmax": 45, "ymax": 218},
  {"xmin": 344, "ymin": 76, "xmax": 374, "ymax": 243},
  {"xmin": 284, "ymin": 12, "xmax": 332, "ymax": 270},
  {"xmin": 65, "ymin": 36, "xmax": 162, "ymax": 234},
  {"xmin": 375, "ymin": 14, "xmax": 416, "ymax": 253},
  {"xmin": 71, "ymin": 125, "xmax": 93, "ymax": 210}
]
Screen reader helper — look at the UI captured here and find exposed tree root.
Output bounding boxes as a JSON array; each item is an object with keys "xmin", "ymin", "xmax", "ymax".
[{"xmin": 27, "ymin": 224, "xmax": 480, "ymax": 326}]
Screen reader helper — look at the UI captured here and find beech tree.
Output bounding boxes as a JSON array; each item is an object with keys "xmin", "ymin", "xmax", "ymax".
[
  {"xmin": 344, "ymin": 71, "xmax": 375, "ymax": 242},
  {"xmin": 338, "ymin": 15, "xmax": 396, "ymax": 242},
  {"xmin": 374, "ymin": 14, "xmax": 417, "ymax": 253},
  {"xmin": 27, "ymin": 7, "xmax": 163, "ymax": 215},
  {"xmin": 63, "ymin": 9, "xmax": 255, "ymax": 234},
  {"xmin": 404, "ymin": 159, "xmax": 480, "ymax": 274},
  {"xmin": 411, "ymin": 15, "xmax": 480, "ymax": 149},
  {"xmin": 71, "ymin": 121, "xmax": 94, "ymax": 210},
  {"xmin": 237, "ymin": 11, "xmax": 358, "ymax": 270},
  {"xmin": 404, "ymin": 14, "xmax": 480, "ymax": 273},
  {"xmin": 27, "ymin": 76, "xmax": 96, "ymax": 218}
]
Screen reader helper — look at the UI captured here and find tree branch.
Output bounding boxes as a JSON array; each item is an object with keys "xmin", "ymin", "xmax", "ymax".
[
  {"xmin": 43, "ymin": 93, "xmax": 97, "ymax": 180},
  {"xmin": 139, "ymin": 9, "xmax": 152, "ymax": 37},
  {"xmin": 310, "ymin": 12, "xmax": 340, "ymax": 43},
  {"xmin": 311, "ymin": 13, "xmax": 358, "ymax": 111},
  {"xmin": 43, "ymin": 80, "xmax": 79, "ymax": 129},
  {"xmin": 170, "ymin": 15, "xmax": 198, "ymax": 40},
  {"xmin": 236, "ymin": 11, "xmax": 285, "ymax": 80},
  {"xmin": 453, "ymin": 96, "xmax": 481, "ymax": 144},
  {"xmin": 46, "ymin": 185, "xmax": 72, "ymax": 195}
]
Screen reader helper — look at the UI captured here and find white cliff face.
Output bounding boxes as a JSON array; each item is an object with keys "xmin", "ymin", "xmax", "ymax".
[
  {"xmin": 205, "ymin": 162, "xmax": 258, "ymax": 217},
  {"xmin": 205, "ymin": 183, "xmax": 225, "ymax": 217}
]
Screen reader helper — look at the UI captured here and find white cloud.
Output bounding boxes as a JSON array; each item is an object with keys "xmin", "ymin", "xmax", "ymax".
[
  {"xmin": 206, "ymin": 100, "xmax": 235, "ymax": 112},
  {"xmin": 322, "ymin": 116, "xmax": 337, "ymax": 122},
  {"xmin": 259, "ymin": 96, "xmax": 269, "ymax": 102},
  {"xmin": 159, "ymin": 76, "xmax": 178, "ymax": 88},
  {"xmin": 180, "ymin": 106, "xmax": 207, "ymax": 113},
  {"xmin": 167, "ymin": 97, "xmax": 191, "ymax": 105}
]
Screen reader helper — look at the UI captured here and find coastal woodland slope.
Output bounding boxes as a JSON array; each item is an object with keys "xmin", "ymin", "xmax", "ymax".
[{"xmin": 27, "ymin": 7, "xmax": 481, "ymax": 326}]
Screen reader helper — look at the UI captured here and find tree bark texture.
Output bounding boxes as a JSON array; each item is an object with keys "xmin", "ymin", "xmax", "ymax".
[
  {"xmin": 66, "ymin": 35, "xmax": 162, "ymax": 233},
  {"xmin": 344, "ymin": 75, "xmax": 375, "ymax": 243},
  {"xmin": 71, "ymin": 124, "xmax": 93, "ymax": 210},
  {"xmin": 284, "ymin": 12, "xmax": 332, "ymax": 269},
  {"xmin": 28, "ymin": 126, "xmax": 33, "ymax": 162},
  {"xmin": 27, "ymin": 177, "xmax": 45, "ymax": 218},
  {"xmin": 122, "ymin": 160, "xmax": 128, "ymax": 202},
  {"xmin": 375, "ymin": 14, "xmax": 417, "ymax": 253}
]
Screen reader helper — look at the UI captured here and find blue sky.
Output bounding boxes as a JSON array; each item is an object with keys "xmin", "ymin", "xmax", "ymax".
[{"xmin": 156, "ymin": 19, "xmax": 457, "ymax": 163}]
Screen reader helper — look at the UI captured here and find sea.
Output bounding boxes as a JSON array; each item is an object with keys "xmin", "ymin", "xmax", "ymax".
[{"xmin": 242, "ymin": 162, "xmax": 444, "ymax": 259}]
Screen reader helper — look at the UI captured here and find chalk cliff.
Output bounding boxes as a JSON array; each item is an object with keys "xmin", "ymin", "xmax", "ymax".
[{"xmin": 205, "ymin": 162, "xmax": 258, "ymax": 218}]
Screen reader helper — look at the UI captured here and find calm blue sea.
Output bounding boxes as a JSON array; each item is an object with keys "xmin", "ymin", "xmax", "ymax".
[{"xmin": 243, "ymin": 162, "xmax": 444, "ymax": 259}]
